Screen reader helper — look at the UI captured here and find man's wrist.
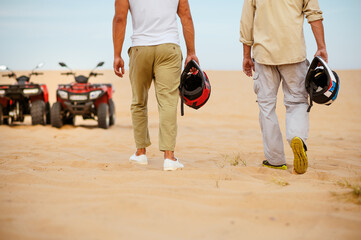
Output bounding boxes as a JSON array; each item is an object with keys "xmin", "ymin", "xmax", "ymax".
[
  {"xmin": 243, "ymin": 55, "xmax": 252, "ymax": 60},
  {"xmin": 243, "ymin": 44, "xmax": 252, "ymax": 59}
]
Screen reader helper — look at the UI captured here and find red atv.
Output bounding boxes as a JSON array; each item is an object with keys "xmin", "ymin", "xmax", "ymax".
[
  {"xmin": 51, "ymin": 62, "xmax": 115, "ymax": 129},
  {"xmin": 0, "ymin": 63, "xmax": 50, "ymax": 125}
]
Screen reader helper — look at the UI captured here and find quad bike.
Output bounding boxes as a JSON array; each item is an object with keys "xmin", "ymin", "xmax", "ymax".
[
  {"xmin": 51, "ymin": 61, "xmax": 115, "ymax": 129},
  {"xmin": 0, "ymin": 63, "xmax": 50, "ymax": 125}
]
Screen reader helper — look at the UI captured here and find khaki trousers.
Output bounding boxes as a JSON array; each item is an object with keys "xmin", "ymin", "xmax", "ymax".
[
  {"xmin": 253, "ymin": 60, "xmax": 310, "ymax": 165},
  {"xmin": 128, "ymin": 43, "xmax": 182, "ymax": 151}
]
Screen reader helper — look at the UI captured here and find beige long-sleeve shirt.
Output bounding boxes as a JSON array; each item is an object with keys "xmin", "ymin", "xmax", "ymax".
[{"xmin": 240, "ymin": 0, "xmax": 323, "ymax": 65}]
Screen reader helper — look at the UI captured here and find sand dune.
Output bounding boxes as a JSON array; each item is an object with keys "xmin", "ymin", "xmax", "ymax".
[{"xmin": 0, "ymin": 69, "xmax": 360, "ymax": 239}]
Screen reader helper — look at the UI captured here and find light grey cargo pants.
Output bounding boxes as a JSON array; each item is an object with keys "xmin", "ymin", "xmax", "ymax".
[{"xmin": 253, "ymin": 60, "xmax": 309, "ymax": 165}]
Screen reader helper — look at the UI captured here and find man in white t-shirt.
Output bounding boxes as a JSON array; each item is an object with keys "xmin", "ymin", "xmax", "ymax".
[{"xmin": 113, "ymin": 0, "xmax": 198, "ymax": 171}]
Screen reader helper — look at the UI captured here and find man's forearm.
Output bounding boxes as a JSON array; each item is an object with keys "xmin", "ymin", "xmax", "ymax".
[
  {"xmin": 178, "ymin": 0, "xmax": 195, "ymax": 55},
  {"xmin": 181, "ymin": 16, "xmax": 195, "ymax": 55},
  {"xmin": 310, "ymin": 20, "xmax": 326, "ymax": 50},
  {"xmin": 243, "ymin": 44, "xmax": 252, "ymax": 59},
  {"xmin": 113, "ymin": 16, "xmax": 127, "ymax": 58},
  {"xmin": 113, "ymin": 0, "xmax": 129, "ymax": 58}
]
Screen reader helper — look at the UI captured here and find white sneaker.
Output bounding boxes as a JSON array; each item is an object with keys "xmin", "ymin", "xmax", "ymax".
[
  {"xmin": 129, "ymin": 154, "xmax": 148, "ymax": 165},
  {"xmin": 163, "ymin": 158, "xmax": 184, "ymax": 171}
]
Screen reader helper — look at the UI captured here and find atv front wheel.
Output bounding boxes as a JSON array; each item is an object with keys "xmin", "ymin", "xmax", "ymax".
[
  {"xmin": 0, "ymin": 105, "xmax": 9, "ymax": 125},
  {"xmin": 45, "ymin": 102, "xmax": 51, "ymax": 124},
  {"xmin": 109, "ymin": 99, "xmax": 116, "ymax": 126},
  {"xmin": 31, "ymin": 100, "xmax": 46, "ymax": 125},
  {"xmin": 51, "ymin": 102, "xmax": 63, "ymax": 128},
  {"xmin": 0, "ymin": 105, "xmax": 4, "ymax": 125},
  {"xmin": 97, "ymin": 103, "xmax": 109, "ymax": 129}
]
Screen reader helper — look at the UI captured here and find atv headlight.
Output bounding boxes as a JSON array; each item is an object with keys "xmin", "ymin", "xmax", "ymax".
[
  {"xmin": 58, "ymin": 90, "xmax": 68, "ymax": 99},
  {"xmin": 89, "ymin": 90, "xmax": 103, "ymax": 100},
  {"xmin": 23, "ymin": 88, "xmax": 39, "ymax": 95},
  {"xmin": 0, "ymin": 89, "xmax": 5, "ymax": 96}
]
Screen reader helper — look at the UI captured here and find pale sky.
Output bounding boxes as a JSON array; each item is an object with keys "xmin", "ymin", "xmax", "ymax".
[{"xmin": 0, "ymin": 0, "xmax": 360, "ymax": 71}]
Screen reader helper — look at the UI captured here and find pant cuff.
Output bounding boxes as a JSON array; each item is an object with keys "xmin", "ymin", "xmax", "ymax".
[{"xmin": 136, "ymin": 142, "xmax": 151, "ymax": 149}]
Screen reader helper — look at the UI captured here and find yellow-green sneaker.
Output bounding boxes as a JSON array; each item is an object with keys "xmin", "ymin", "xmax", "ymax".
[
  {"xmin": 262, "ymin": 160, "xmax": 287, "ymax": 170},
  {"xmin": 291, "ymin": 137, "xmax": 308, "ymax": 174}
]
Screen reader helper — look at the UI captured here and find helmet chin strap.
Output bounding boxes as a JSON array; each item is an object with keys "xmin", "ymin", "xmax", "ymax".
[
  {"xmin": 180, "ymin": 87, "xmax": 185, "ymax": 116},
  {"xmin": 307, "ymin": 81, "xmax": 315, "ymax": 112},
  {"xmin": 306, "ymin": 68, "xmax": 316, "ymax": 112}
]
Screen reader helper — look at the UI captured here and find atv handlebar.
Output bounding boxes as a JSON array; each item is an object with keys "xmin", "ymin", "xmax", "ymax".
[
  {"xmin": 61, "ymin": 72, "xmax": 74, "ymax": 76},
  {"xmin": 94, "ymin": 73, "xmax": 103, "ymax": 76},
  {"xmin": 31, "ymin": 72, "xmax": 43, "ymax": 76},
  {"xmin": 89, "ymin": 72, "xmax": 103, "ymax": 77},
  {"xmin": 2, "ymin": 73, "xmax": 15, "ymax": 78}
]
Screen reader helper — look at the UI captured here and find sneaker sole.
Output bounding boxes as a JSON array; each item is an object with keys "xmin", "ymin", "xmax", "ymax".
[
  {"xmin": 163, "ymin": 167, "xmax": 182, "ymax": 171},
  {"xmin": 291, "ymin": 137, "xmax": 308, "ymax": 174},
  {"xmin": 262, "ymin": 163, "xmax": 287, "ymax": 170},
  {"xmin": 129, "ymin": 160, "xmax": 148, "ymax": 165}
]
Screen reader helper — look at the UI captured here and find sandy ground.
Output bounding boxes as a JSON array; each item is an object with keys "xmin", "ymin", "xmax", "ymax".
[{"xmin": 0, "ymin": 69, "xmax": 360, "ymax": 240}]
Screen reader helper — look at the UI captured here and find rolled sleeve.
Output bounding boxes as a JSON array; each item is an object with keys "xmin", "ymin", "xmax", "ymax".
[
  {"xmin": 239, "ymin": 0, "xmax": 255, "ymax": 46},
  {"xmin": 303, "ymin": 0, "xmax": 323, "ymax": 23}
]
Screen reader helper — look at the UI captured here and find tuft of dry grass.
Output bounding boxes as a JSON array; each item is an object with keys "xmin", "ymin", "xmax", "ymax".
[
  {"xmin": 353, "ymin": 185, "xmax": 361, "ymax": 197},
  {"xmin": 332, "ymin": 179, "xmax": 361, "ymax": 205},
  {"xmin": 271, "ymin": 176, "xmax": 289, "ymax": 187},
  {"xmin": 220, "ymin": 153, "xmax": 247, "ymax": 167}
]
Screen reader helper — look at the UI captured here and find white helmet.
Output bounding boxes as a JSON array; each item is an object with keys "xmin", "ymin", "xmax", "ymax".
[{"xmin": 305, "ymin": 56, "xmax": 340, "ymax": 112}]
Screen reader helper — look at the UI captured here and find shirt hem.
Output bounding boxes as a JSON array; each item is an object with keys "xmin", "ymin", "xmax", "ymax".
[
  {"xmin": 254, "ymin": 57, "xmax": 307, "ymax": 66},
  {"xmin": 131, "ymin": 40, "xmax": 180, "ymax": 48}
]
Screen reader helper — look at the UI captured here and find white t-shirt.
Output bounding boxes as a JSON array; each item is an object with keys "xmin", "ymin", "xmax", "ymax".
[{"xmin": 129, "ymin": 0, "xmax": 180, "ymax": 47}]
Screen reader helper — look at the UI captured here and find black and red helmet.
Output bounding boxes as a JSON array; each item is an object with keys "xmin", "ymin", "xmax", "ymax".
[{"xmin": 179, "ymin": 60, "xmax": 211, "ymax": 116}]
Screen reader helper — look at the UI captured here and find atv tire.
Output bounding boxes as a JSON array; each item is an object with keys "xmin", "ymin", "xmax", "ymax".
[
  {"xmin": 0, "ymin": 105, "xmax": 4, "ymax": 125},
  {"xmin": 109, "ymin": 99, "xmax": 116, "ymax": 126},
  {"xmin": 31, "ymin": 100, "xmax": 46, "ymax": 125},
  {"xmin": 51, "ymin": 102, "xmax": 63, "ymax": 128},
  {"xmin": 97, "ymin": 103, "xmax": 109, "ymax": 129},
  {"xmin": 45, "ymin": 102, "xmax": 51, "ymax": 124}
]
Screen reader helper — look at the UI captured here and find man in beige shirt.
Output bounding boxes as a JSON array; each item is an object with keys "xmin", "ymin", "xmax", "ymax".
[{"xmin": 240, "ymin": 0, "xmax": 328, "ymax": 174}]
